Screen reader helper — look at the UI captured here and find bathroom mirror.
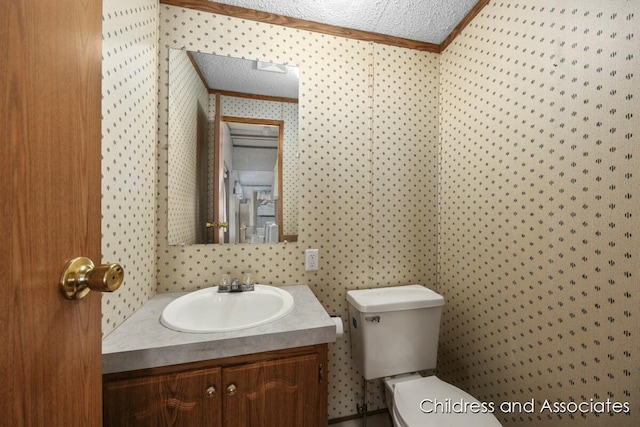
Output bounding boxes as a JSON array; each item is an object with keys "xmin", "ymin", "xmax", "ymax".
[{"xmin": 167, "ymin": 49, "xmax": 299, "ymax": 245}]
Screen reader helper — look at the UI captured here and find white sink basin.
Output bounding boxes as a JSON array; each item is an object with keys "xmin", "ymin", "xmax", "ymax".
[{"xmin": 160, "ymin": 285, "xmax": 294, "ymax": 333}]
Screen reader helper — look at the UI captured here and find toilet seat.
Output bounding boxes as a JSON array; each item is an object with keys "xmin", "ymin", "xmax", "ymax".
[{"xmin": 392, "ymin": 376, "xmax": 502, "ymax": 427}]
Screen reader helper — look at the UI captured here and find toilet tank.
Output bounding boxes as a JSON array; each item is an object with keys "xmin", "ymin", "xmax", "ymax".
[{"xmin": 346, "ymin": 285, "xmax": 445, "ymax": 380}]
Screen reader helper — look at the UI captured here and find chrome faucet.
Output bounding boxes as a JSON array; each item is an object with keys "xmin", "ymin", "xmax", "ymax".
[{"xmin": 218, "ymin": 278, "xmax": 254, "ymax": 293}]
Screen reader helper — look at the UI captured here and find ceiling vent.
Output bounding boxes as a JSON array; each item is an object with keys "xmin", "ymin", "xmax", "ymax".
[{"xmin": 256, "ymin": 61, "xmax": 288, "ymax": 73}]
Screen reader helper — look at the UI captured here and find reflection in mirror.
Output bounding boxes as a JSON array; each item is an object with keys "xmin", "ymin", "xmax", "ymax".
[
  {"xmin": 167, "ymin": 49, "xmax": 299, "ymax": 245},
  {"xmin": 223, "ymin": 117, "xmax": 283, "ymax": 245}
]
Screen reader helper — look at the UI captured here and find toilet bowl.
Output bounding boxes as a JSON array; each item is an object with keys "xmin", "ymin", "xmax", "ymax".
[
  {"xmin": 384, "ymin": 375, "xmax": 501, "ymax": 427},
  {"xmin": 346, "ymin": 285, "xmax": 503, "ymax": 427}
]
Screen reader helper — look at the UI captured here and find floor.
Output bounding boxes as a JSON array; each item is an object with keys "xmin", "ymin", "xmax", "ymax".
[{"xmin": 331, "ymin": 413, "xmax": 392, "ymax": 427}]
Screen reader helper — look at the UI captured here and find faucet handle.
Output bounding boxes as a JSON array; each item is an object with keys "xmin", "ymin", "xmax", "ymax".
[
  {"xmin": 241, "ymin": 272, "xmax": 255, "ymax": 291},
  {"xmin": 240, "ymin": 283, "xmax": 254, "ymax": 292},
  {"xmin": 218, "ymin": 274, "xmax": 231, "ymax": 292}
]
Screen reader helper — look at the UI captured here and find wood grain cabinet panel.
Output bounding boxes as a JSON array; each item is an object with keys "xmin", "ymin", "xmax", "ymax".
[
  {"xmin": 223, "ymin": 353, "xmax": 321, "ymax": 427},
  {"xmin": 103, "ymin": 367, "xmax": 222, "ymax": 427},
  {"xmin": 103, "ymin": 344, "xmax": 328, "ymax": 427}
]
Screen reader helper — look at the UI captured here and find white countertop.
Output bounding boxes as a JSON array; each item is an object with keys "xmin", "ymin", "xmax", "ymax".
[{"xmin": 102, "ymin": 285, "xmax": 336, "ymax": 374}]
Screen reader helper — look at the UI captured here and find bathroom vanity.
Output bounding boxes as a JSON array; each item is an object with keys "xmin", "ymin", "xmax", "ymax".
[{"xmin": 102, "ymin": 285, "xmax": 335, "ymax": 426}]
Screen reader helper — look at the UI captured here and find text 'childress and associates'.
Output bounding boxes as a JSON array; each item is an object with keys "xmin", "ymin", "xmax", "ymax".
[{"xmin": 419, "ymin": 398, "xmax": 631, "ymax": 415}]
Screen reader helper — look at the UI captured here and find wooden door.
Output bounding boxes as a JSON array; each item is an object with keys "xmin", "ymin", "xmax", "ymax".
[
  {"xmin": 212, "ymin": 93, "xmax": 225, "ymax": 243},
  {"xmin": 196, "ymin": 103, "xmax": 209, "ymax": 244},
  {"xmin": 222, "ymin": 354, "xmax": 323, "ymax": 427},
  {"xmin": 103, "ymin": 367, "xmax": 223, "ymax": 427},
  {"xmin": 1, "ymin": 0, "xmax": 104, "ymax": 424}
]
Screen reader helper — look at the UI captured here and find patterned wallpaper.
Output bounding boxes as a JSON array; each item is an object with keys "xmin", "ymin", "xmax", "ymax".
[
  {"xmin": 167, "ymin": 48, "xmax": 209, "ymax": 245},
  {"xmin": 370, "ymin": 44, "xmax": 439, "ymax": 287},
  {"xmin": 438, "ymin": 1, "xmax": 638, "ymax": 426},
  {"xmin": 101, "ymin": 0, "xmax": 638, "ymax": 424},
  {"xmin": 101, "ymin": 0, "xmax": 158, "ymax": 335},
  {"xmin": 155, "ymin": 4, "xmax": 440, "ymax": 418}
]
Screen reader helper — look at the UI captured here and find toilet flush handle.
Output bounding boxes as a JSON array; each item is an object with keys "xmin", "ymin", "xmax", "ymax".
[{"xmin": 365, "ymin": 315, "xmax": 380, "ymax": 323}]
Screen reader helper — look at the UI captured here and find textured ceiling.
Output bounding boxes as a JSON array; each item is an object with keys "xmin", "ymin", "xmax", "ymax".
[
  {"xmin": 210, "ymin": 0, "xmax": 481, "ymax": 44},
  {"xmin": 190, "ymin": 52, "xmax": 299, "ymax": 98},
  {"xmin": 187, "ymin": 0, "xmax": 482, "ymax": 99}
]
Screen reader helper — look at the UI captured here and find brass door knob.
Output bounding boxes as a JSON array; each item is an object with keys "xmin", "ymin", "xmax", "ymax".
[
  {"xmin": 206, "ymin": 222, "xmax": 228, "ymax": 229},
  {"xmin": 205, "ymin": 386, "xmax": 216, "ymax": 398},
  {"xmin": 60, "ymin": 257, "xmax": 124, "ymax": 299},
  {"xmin": 226, "ymin": 384, "xmax": 237, "ymax": 396}
]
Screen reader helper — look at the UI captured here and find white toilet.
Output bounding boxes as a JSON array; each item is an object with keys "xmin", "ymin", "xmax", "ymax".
[{"xmin": 347, "ymin": 285, "xmax": 502, "ymax": 427}]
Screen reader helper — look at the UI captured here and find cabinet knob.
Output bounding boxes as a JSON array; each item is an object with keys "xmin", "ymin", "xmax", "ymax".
[
  {"xmin": 226, "ymin": 383, "xmax": 237, "ymax": 396},
  {"xmin": 205, "ymin": 386, "xmax": 216, "ymax": 398}
]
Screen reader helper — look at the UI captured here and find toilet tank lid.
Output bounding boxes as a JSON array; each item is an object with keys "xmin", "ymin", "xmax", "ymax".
[{"xmin": 346, "ymin": 285, "xmax": 444, "ymax": 313}]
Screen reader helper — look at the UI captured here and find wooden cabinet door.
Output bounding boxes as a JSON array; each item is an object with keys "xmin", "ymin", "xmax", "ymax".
[
  {"xmin": 104, "ymin": 367, "xmax": 222, "ymax": 427},
  {"xmin": 223, "ymin": 354, "xmax": 323, "ymax": 427}
]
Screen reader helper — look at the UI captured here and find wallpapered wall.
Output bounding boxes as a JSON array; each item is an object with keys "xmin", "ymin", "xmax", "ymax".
[
  {"xmin": 167, "ymin": 48, "xmax": 209, "ymax": 245},
  {"xmin": 154, "ymin": 4, "xmax": 439, "ymax": 417},
  {"xmin": 438, "ymin": 1, "xmax": 638, "ymax": 426},
  {"xmin": 101, "ymin": 0, "xmax": 158, "ymax": 335},
  {"xmin": 101, "ymin": 0, "xmax": 638, "ymax": 423}
]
